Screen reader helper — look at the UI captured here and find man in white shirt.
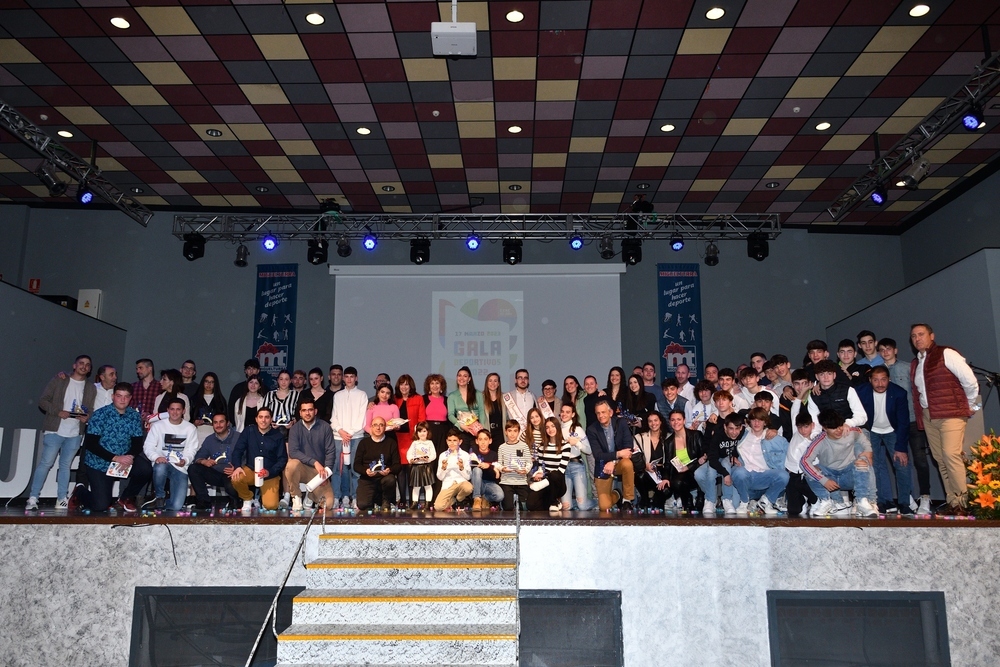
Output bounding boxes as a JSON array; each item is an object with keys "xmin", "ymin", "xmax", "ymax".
[
  {"xmin": 143, "ymin": 397, "xmax": 199, "ymax": 511},
  {"xmin": 434, "ymin": 429, "xmax": 473, "ymax": 510},
  {"xmin": 718, "ymin": 369, "xmax": 750, "ymax": 412},
  {"xmin": 331, "ymin": 366, "xmax": 368, "ymax": 508},
  {"xmin": 502, "ymin": 368, "xmax": 536, "ymax": 430},
  {"xmin": 93, "ymin": 365, "xmax": 117, "ymax": 410},
  {"xmin": 26, "ymin": 355, "xmax": 97, "ymax": 511},
  {"xmin": 909, "ymin": 323, "xmax": 980, "ymax": 515},
  {"xmin": 675, "ymin": 364, "xmax": 696, "ymax": 403}
]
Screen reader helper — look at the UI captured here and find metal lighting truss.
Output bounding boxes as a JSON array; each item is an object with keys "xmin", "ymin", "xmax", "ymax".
[
  {"xmin": 172, "ymin": 212, "xmax": 781, "ymax": 244},
  {"xmin": 827, "ymin": 50, "xmax": 1000, "ymax": 220},
  {"xmin": 0, "ymin": 100, "xmax": 153, "ymax": 226}
]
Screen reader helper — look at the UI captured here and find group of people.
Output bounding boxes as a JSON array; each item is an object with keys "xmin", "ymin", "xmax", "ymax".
[{"xmin": 24, "ymin": 323, "xmax": 982, "ymax": 518}]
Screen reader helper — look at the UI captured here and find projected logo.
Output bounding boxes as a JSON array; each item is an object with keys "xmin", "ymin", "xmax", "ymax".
[
  {"xmin": 663, "ymin": 341, "xmax": 697, "ymax": 373},
  {"xmin": 433, "ymin": 292, "xmax": 524, "ymax": 383}
]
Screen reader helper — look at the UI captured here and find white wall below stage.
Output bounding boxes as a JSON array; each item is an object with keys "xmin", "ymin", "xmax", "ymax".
[{"xmin": 0, "ymin": 522, "xmax": 996, "ymax": 667}]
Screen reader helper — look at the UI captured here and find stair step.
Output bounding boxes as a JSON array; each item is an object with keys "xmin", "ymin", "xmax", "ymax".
[
  {"xmin": 317, "ymin": 532, "xmax": 517, "ymax": 560},
  {"xmin": 277, "ymin": 624, "xmax": 517, "ymax": 665},
  {"xmin": 305, "ymin": 558, "xmax": 517, "ymax": 590},
  {"xmin": 293, "ymin": 589, "xmax": 517, "ymax": 625}
]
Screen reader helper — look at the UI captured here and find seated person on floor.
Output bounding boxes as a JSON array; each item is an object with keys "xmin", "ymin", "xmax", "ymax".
[
  {"xmin": 143, "ymin": 397, "xmax": 199, "ymax": 511},
  {"xmin": 230, "ymin": 407, "xmax": 287, "ymax": 512},
  {"xmin": 435, "ymin": 429, "xmax": 473, "ymax": 511},
  {"xmin": 470, "ymin": 429, "xmax": 503, "ymax": 510},
  {"xmin": 353, "ymin": 416, "xmax": 401, "ymax": 512},
  {"xmin": 188, "ymin": 413, "xmax": 241, "ymax": 510},
  {"xmin": 285, "ymin": 398, "xmax": 338, "ymax": 511},
  {"xmin": 801, "ymin": 409, "xmax": 878, "ymax": 518},
  {"xmin": 731, "ymin": 407, "xmax": 789, "ymax": 516}
]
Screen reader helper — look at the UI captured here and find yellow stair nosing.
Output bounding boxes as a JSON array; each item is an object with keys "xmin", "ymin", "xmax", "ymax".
[
  {"xmin": 279, "ymin": 633, "xmax": 517, "ymax": 642},
  {"xmin": 295, "ymin": 595, "xmax": 516, "ymax": 603}
]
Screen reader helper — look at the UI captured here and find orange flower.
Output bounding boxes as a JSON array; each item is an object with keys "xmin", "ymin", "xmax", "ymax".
[
  {"xmin": 975, "ymin": 491, "xmax": 997, "ymax": 509},
  {"xmin": 970, "ymin": 460, "xmax": 984, "ymax": 475},
  {"xmin": 976, "ymin": 473, "xmax": 993, "ymax": 487},
  {"xmin": 980, "ymin": 440, "xmax": 996, "ymax": 456}
]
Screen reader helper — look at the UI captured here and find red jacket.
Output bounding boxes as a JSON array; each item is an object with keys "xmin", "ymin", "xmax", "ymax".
[
  {"xmin": 395, "ymin": 394, "xmax": 427, "ymax": 462},
  {"xmin": 910, "ymin": 344, "xmax": 972, "ymax": 429}
]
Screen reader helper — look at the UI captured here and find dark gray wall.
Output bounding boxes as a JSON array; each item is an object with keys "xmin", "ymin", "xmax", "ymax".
[
  {"xmin": 8, "ymin": 208, "xmax": 903, "ymax": 394},
  {"xmin": 0, "ymin": 204, "xmax": 30, "ymax": 286},
  {"xmin": 900, "ymin": 168, "xmax": 1000, "ymax": 285},
  {"xmin": 0, "ymin": 280, "xmax": 126, "ymax": 430}
]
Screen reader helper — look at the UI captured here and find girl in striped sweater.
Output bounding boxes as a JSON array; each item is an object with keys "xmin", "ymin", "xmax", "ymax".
[{"xmin": 527, "ymin": 417, "xmax": 571, "ymax": 511}]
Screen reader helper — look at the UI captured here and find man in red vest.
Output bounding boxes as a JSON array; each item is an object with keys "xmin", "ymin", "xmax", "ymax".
[{"xmin": 909, "ymin": 323, "xmax": 981, "ymax": 516}]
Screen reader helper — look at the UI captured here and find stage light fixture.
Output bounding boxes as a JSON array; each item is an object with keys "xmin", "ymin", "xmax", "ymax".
[
  {"xmin": 307, "ymin": 239, "xmax": 328, "ymax": 265},
  {"xmin": 870, "ymin": 184, "xmax": 887, "ymax": 206},
  {"xmin": 896, "ymin": 156, "xmax": 930, "ymax": 190},
  {"xmin": 76, "ymin": 181, "xmax": 94, "ymax": 205},
  {"xmin": 234, "ymin": 243, "xmax": 249, "ymax": 268},
  {"xmin": 502, "ymin": 239, "xmax": 522, "ymax": 265},
  {"xmin": 363, "ymin": 233, "xmax": 377, "ymax": 251},
  {"xmin": 670, "ymin": 235, "xmax": 684, "ymax": 252},
  {"xmin": 705, "ymin": 242, "xmax": 719, "ymax": 267},
  {"xmin": 466, "ymin": 234, "xmax": 481, "ymax": 250},
  {"xmin": 962, "ymin": 104, "xmax": 985, "ymax": 131},
  {"xmin": 621, "ymin": 239, "xmax": 642, "ymax": 265},
  {"xmin": 262, "ymin": 235, "xmax": 279, "ymax": 251},
  {"xmin": 599, "ymin": 236, "xmax": 615, "ymax": 260},
  {"xmin": 747, "ymin": 232, "xmax": 769, "ymax": 262},
  {"xmin": 410, "ymin": 239, "xmax": 430, "ymax": 264},
  {"xmin": 182, "ymin": 233, "xmax": 205, "ymax": 261},
  {"xmin": 569, "ymin": 235, "xmax": 584, "ymax": 250},
  {"xmin": 337, "ymin": 236, "xmax": 352, "ymax": 258},
  {"xmin": 35, "ymin": 162, "xmax": 67, "ymax": 197}
]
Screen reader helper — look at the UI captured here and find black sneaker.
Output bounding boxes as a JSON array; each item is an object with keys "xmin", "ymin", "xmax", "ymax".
[
  {"xmin": 897, "ymin": 503, "xmax": 914, "ymax": 515},
  {"xmin": 622, "ymin": 500, "xmax": 634, "ymax": 513}
]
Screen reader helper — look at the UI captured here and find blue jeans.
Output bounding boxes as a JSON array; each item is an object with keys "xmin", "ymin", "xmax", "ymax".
[
  {"xmin": 731, "ymin": 466, "xmax": 789, "ymax": 504},
  {"xmin": 805, "ymin": 459, "xmax": 876, "ymax": 503},
  {"xmin": 471, "ymin": 467, "xmax": 504, "ymax": 502},
  {"xmin": 694, "ymin": 458, "xmax": 739, "ymax": 504},
  {"xmin": 337, "ymin": 436, "xmax": 362, "ymax": 499},
  {"xmin": 152, "ymin": 463, "xmax": 191, "ymax": 511},
  {"xmin": 868, "ymin": 430, "xmax": 913, "ymax": 506},
  {"xmin": 561, "ymin": 460, "xmax": 593, "ymax": 510},
  {"xmin": 29, "ymin": 433, "xmax": 82, "ymax": 499}
]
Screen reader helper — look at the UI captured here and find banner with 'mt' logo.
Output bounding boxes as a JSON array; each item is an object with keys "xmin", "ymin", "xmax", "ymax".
[
  {"xmin": 253, "ymin": 263, "xmax": 298, "ymax": 387},
  {"xmin": 657, "ymin": 263, "xmax": 702, "ymax": 382}
]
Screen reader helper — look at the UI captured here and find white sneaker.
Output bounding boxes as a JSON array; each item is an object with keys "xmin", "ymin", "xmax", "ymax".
[
  {"xmin": 803, "ymin": 503, "xmax": 812, "ymax": 516},
  {"xmin": 811, "ymin": 499, "xmax": 834, "ymax": 516},
  {"xmin": 548, "ymin": 502, "xmax": 562, "ymax": 512},
  {"xmin": 735, "ymin": 501, "xmax": 750, "ymax": 515},
  {"xmin": 759, "ymin": 498, "xmax": 779, "ymax": 516},
  {"xmin": 830, "ymin": 500, "xmax": 853, "ymax": 516},
  {"xmin": 291, "ymin": 495, "xmax": 303, "ymax": 512},
  {"xmin": 909, "ymin": 495, "xmax": 919, "ymax": 513},
  {"xmin": 722, "ymin": 499, "xmax": 736, "ymax": 515},
  {"xmin": 279, "ymin": 492, "xmax": 290, "ymax": 509},
  {"xmin": 25, "ymin": 496, "xmax": 39, "ymax": 511},
  {"xmin": 351, "ymin": 498, "xmax": 358, "ymax": 510},
  {"xmin": 855, "ymin": 498, "xmax": 878, "ymax": 518},
  {"xmin": 341, "ymin": 495, "xmax": 350, "ymax": 508},
  {"xmin": 55, "ymin": 497, "xmax": 69, "ymax": 510},
  {"xmin": 703, "ymin": 499, "xmax": 716, "ymax": 515},
  {"xmin": 241, "ymin": 500, "xmax": 254, "ymax": 514},
  {"xmin": 916, "ymin": 495, "xmax": 932, "ymax": 516},
  {"xmin": 303, "ymin": 496, "xmax": 314, "ymax": 509}
]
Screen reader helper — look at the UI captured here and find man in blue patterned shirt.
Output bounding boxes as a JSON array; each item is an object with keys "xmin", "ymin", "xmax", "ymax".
[{"xmin": 78, "ymin": 383, "xmax": 153, "ymax": 513}]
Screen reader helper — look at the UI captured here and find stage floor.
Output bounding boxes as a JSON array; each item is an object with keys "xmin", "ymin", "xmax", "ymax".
[{"xmin": 0, "ymin": 502, "xmax": 991, "ymax": 527}]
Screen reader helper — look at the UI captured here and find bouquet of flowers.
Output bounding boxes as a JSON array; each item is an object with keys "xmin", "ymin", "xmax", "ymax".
[
  {"xmin": 967, "ymin": 431, "xmax": 1000, "ymax": 519},
  {"xmin": 456, "ymin": 410, "xmax": 484, "ymax": 435}
]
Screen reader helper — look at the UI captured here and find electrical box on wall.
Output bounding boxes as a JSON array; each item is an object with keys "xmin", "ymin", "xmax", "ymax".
[
  {"xmin": 431, "ymin": 22, "xmax": 477, "ymax": 56},
  {"xmin": 77, "ymin": 289, "xmax": 103, "ymax": 319}
]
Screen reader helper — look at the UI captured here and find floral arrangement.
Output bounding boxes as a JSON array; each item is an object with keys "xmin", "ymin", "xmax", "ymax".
[{"xmin": 967, "ymin": 432, "xmax": 1000, "ymax": 519}]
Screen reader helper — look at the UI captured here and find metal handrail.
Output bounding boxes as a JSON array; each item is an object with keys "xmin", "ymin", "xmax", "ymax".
[
  {"xmin": 514, "ymin": 502, "xmax": 521, "ymax": 666},
  {"xmin": 244, "ymin": 508, "xmax": 321, "ymax": 667}
]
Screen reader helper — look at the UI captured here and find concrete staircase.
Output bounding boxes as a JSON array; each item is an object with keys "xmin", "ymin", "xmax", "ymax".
[{"xmin": 277, "ymin": 531, "xmax": 518, "ymax": 667}]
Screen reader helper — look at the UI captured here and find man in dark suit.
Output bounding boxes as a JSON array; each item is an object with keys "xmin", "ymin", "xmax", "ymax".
[
  {"xmin": 856, "ymin": 366, "xmax": 912, "ymax": 514},
  {"xmin": 585, "ymin": 399, "xmax": 635, "ymax": 511}
]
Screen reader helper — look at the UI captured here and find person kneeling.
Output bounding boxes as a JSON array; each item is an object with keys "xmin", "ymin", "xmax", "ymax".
[
  {"xmin": 434, "ymin": 430, "xmax": 473, "ymax": 510},
  {"xmin": 230, "ymin": 408, "xmax": 287, "ymax": 512},
  {"xmin": 353, "ymin": 416, "xmax": 401, "ymax": 512},
  {"xmin": 470, "ymin": 430, "xmax": 503, "ymax": 510},
  {"xmin": 801, "ymin": 409, "xmax": 878, "ymax": 518},
  {"xmin": 143, "ymin": 397, "xmax": 199, "ymax": 511},
  {"xmin": 188, "ymin": 414, "xmax": 241, "ymax": 510}
]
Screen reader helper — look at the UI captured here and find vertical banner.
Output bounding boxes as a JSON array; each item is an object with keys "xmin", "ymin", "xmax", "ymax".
[
  {"xmin": 432, "ymin": 292, "xmax": 524, "ymax": 385},
  {"xmin": 657, "ymin": 263, "xmax": 702, "ymax": 382},
  {"xmin": 253, "ymin": 263, "xmax": 298, "ymax": 387}
]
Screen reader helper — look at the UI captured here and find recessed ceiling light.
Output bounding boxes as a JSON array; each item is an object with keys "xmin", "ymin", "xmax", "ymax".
[
  {"xmin": 256, "ymin": 186, "xmax": 269, "ymax": 193},
  {"xmin": 356, "ymin": 127, "xmax": 371, "ymax": 135},
  {"xmin": 508, "ymin": 125, "xmax": 522, "ymax": 134},
  {"xmin": 506, "ymin": 10, "xmax": 524, "ymax": 23},
  {"xmin": 57, "ymin": 130, "xmax": 73, "ymax": 138},
  {"xmin": 305, "ymin": 13, "xmax": 325, "ymax": 25},
  {"xmin": 660, "ymin": 124, "xmax": 675, "ymax": 132},
  {"xmin": 765, "ymin": 181, "xmax": 780, "ymax": 189},
  {"xmin": 909, "ymin": 4, "xmax": 930, "ymax": 18},
  {"xmin": 110, "ymin": 17, "xmax": 130, "ymax": 29},
  {"xmin": 509, "ymin": 184, "xmax": 522, "ymax": 191},
  {"xmin": 206, "ymin": 128, "xmax": 223, "ymax": 137},
  {"xmin": 131, "ymin": 186, "xmax": 144, "ymax": 194},
  {"xmin": 381, "ymin": 185, "xmax": 395, "ymax": 192},
  {"xmin": 815, "ymin": 122, "xmax": 831, "ymax": 131},
  {"xmin": 636, "ymin": 183, "xmax": 650, "ymax": 190},
  {"xmin": 705, "ymin": 7, "xmax": 725, "ymax": 20}
]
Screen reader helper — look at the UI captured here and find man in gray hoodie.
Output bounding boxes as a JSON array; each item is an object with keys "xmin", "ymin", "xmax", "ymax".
[{"xmin": 800, "ymin": 409, "xmax": 877, "ymax": 518}]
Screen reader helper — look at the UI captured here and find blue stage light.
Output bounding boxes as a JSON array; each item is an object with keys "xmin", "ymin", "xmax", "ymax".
[
  {"xmin": 670, "ymin": 236, "xmax": 684, "ymax": 252},
  {"xmin": 261, "ymin": 235, "xmax": 279, "ymax": 251},
  {"xmin": 961, "ymin": 105, "xmax": 985, "ymax": 131},
  {"xmin": 466, "ymin": 234, "xmax": 481, "ymax": 250},
  {"xmin": 76, "ymin": 182, "xmax": 94, "ymax": 204},
  {"xmin": 569, "ymin": 235, "xmax": 583, "ymax": 250},
  {"xmin": 870, "ymin": 185, "xmax": 887, "ymax": 206},
  {"xmin": 363, "ymin": 234, "xmax": 377, "ymax": 251}
]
